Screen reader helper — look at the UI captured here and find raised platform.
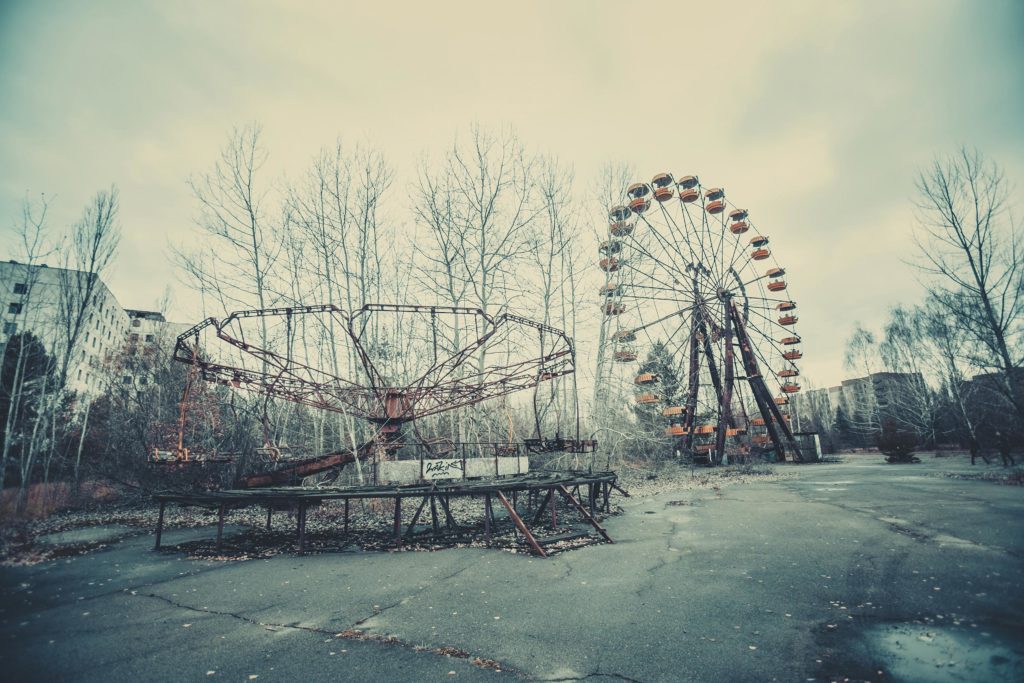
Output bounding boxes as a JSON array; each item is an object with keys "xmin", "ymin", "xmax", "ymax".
[{"xmin": 154, "ymin": 471, "xmax": 624, "ymax": 558}]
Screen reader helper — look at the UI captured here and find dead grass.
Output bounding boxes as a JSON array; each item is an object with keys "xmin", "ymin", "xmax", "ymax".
[{"xmin": 0, "ymin": 481, "xmax": 123, "ymax": 520}]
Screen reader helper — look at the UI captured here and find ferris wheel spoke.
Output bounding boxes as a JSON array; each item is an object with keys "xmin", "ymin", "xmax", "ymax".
[
  {"xmin": 622, "ymin": 234, "xmax": 692, "ymax": 288},
  {"xmin": 626, "ymin": 300, "xmax": 701, "ymax": 338},
  {"xmin": 634, "ymin": 209, "xmax": 702, "ymax": 284},
  {"xmin": 616, "ymin": 258, "xmax": 689, "ymax": 295},
  {"xmin": 652, "ymin": 200, "xmax": 701, "ymax": 267}
]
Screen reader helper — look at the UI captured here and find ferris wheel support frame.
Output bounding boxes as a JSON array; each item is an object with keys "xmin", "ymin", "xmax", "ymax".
[
  {"xmin": 713, "ymin": 299, "xmax": 737, "ymax": 464},
  {"xmin": 730, "ymin": 304, "xmax": 804, "ymax": 462},
  {"xmin": 681, "ymin": 308, "xmax": 701, "ymax": 452}
]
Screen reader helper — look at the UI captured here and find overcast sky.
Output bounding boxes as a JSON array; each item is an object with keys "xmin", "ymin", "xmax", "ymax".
[{"xmin": 1, "ymin": 0, "xmax": 1022, "ymax": 387}]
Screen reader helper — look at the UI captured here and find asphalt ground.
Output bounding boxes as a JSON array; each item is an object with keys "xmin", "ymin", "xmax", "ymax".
[{"xmin": 2, "ymin": 456, "xmax": 1022, "ymax": 682}]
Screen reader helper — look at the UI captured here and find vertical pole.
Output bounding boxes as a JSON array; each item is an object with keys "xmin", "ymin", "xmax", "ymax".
[
  {"xmin": 484, "ymin": 494, "xmax": 492, "ymax": 547},
  {"xmin": 266, "ymin": 506, "xmax": 272, "ymax": 531},
  {"xmin": 714, "ymin": 300, "xmax": 736, "ymax": 464},
  {"xmin": 682, "ymin": 298, "xmax": 703, "ymax": 451},
  {"xmin": 154, "ymin": 500, "xmax": 166, "ymax": 550},
  {"xmin": 429, "ymin": 495, "xmax": 439, "ymax": 537},
  {"xmin": 344, "ymin": 498, "xmax": 350, "ymax": 535},
  {"xmin": 603, "ymin": 482, "xmax": 610, "ymax": 513},
  {"xmin": 297, "ymin": 503, "xmax": 307, "ymax": 555},
  {"xmin": 549, "ymin": 487, "xmax": 557, "ymax": 529},
  {"xmin": 215, "ymin": 503, "xmax": 226, "ymax": 552},
  {"xmin": 393, "ymin": 496, "xmax": 402, "ymax": 547}
]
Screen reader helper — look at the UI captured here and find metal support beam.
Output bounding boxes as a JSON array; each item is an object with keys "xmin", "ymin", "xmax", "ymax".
[
  {"xmin": 556, "ymin": 485, "xmax": 613, "ymax": 543},
  {"xmin": 484, "ymin": 494, "xmax": 493, "ymax": 546},
  {"xmin": 714, "ymin": 301, "xmax": 736, "ymax": 464},
  {"xmin": 154, "ymin": 501, "xmax": 165, "ymax": 550},
  {"xmin": 215, "ymin": 504, "xmax": 226, "ymax": 552},
  {"xmin": 393, "ymin": 497, "xmax": 402, "ymax": 547},
  {"xmin": 297, "ymin": 503, "xmax": 307, "ymax": 554},
  {"xmin": 731, "ymin": 305, "xmax": 803, "ymax": 462},
  {"xmin": 495, "ymin": 491, "xmax": 546, "ymax": 558}
]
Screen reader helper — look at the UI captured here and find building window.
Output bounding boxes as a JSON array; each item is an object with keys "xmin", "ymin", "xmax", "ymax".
[
  {"xmin": 8, "ymin": 302, "xmax": 22, "ymax": 314},
  {"xmin": 138, "ymin": 376, "xmax": 147, "ymax": 385},
  {"xmin": 13, "ymin": 283, "xmax": 26, "ymax": 294},
  {"xmin": 131, "ymin": 319, "xmax": 141, "ymax": 327},
  {"xmin": 122, "ymin": 376, "xmax": 132, "ymax": 385},
  {"xmin": 130, "ymin": 333, "xmax": 139, "ymax": 342},
  {"xmin": 2, "ymin": 322, "xmax": 15, "ymax": 335},
  {"xmin": 145, "ymin": 334, "xmax": 154, "ymax": 342}
]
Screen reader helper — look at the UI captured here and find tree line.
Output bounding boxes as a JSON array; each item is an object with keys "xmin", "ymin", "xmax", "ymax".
[{"xmin": 802, "ymin": 150, "xmax": 1021, "ymax": 464}]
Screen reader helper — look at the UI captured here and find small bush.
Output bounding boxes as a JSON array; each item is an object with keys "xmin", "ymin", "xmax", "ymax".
[{"xmin": 877, "ymin": 422, "xmax": 918, "ymax": 462}]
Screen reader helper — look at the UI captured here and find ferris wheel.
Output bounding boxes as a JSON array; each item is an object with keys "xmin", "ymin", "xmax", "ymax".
[{"xmin": 600, "ymin": 173, "xmax": 805, "ymax": 464}]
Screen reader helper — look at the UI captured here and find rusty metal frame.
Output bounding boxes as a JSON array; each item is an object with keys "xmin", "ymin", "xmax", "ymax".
[
  {"xmin": 170, "ymin": 303, "xmax": 591, "ymax": 463},
  {"xmin": 154, "ymin": 471, "xmax": 619, "ymax": 558}
]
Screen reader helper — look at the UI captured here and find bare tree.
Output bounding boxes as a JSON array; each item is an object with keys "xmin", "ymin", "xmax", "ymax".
[
  {"xmin": 527, "ymin": 158, "xmax": 581, "ymax": 444},
  {"xmin": 589, "ymin": 162, "xmax": 634, "ymax": 443},
  {"xmin": 285, "ymin": 142, "xmax": 395, "ymax": 481},
  {"xmin": 878, "ymin": 306, "xmax": 940, "ymax": 443},
  {"xmin": 913, "ymin": 148, "xmax": 1023, "ymax": 422},
  {"xmin": 0, "ymin": 194, "xmax": 53, "ymax": 493},
  {"xmin": 917, "ymin": 294, "xmax": 984, "ymax": 460},
  {"xmin": 55, "ymin": 187, "xmax": 121, "ymax": 491},
  {"xmin": 55, "ymin": 187, "xmax": 121, "ymax": 388},
  {"xmin": 173, "ymin": 125, "xmax": 286, "ymax": 467},
  {"xmin": 413, "ymin": 126, "xmax": 539, "ymax": 446},
  {"xmin": 842, "ymin": 325, "xmax": 883, "ymax": 444}
]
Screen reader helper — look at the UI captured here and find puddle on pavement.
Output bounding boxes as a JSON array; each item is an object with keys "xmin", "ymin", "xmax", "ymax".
[{"xmin": 864, "ymin": 623, "xmax": 1022, "ymax": 682}]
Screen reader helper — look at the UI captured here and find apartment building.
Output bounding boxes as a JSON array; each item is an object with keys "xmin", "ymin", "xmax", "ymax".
[
  {"xmin": 0, "ymin": 259, "xmax": 182, "ymax": 396},
  {"xmin": 796, "ymin": 371, "xmax": 926, "ymax": 429}
]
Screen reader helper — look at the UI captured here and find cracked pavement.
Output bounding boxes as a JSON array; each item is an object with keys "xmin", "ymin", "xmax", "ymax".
[{"xmin": 2, "ymin": 457, "xmax": 1023, "ymax": 681}]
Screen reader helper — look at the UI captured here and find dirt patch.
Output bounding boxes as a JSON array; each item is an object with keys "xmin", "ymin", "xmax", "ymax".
[{"xmin": 617, "ymin": 460, "xmax": 792, "ymax": 498}]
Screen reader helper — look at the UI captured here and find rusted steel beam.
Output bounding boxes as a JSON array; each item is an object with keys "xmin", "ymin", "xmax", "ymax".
[
  {"xmin": 154, "ymin": 501, "xmax": 165, "ymax": 550},
  {"xmin": 532, "ymin": 489, "xmax": 554, "ymax": 526},
  {"xmin": 714, "ymin": 300, "xmax": 736, "ymax": 464},
  {"xmin": 238, "ymin": 451, "xmax": 357, "ymax": 488},
  {"xmin": 549, "ymin": 487, "xmax": 558, "ymax": 530},
  {"xmin": 404, "ymin": 495, "xmax": 430, "ymax": 539},
  {"xmin": 484, "ymin": 494, "xmax": 493, "ymax": 546},
  {"xmin": 556, "ymin": 484, "xmax": 613, "ymax": 543},
  {"xmin": 297, "ymin": 503, "xmax": 307, "ymax": 555},
  {"xmin": 393, "ymin": 497, "xmax": 402, "ymax": 547},
  {"xmin": 215, "ymin": 503, "xmax": 226, "ymax": 552},
  {"xmin": 429, "ymin": 495, "xmax": 440, "ymax": 537},
  {"xmin": 437, "ymin": 494, "xmax": 458, "ymax": 529},
  {"xmin": 682, "ymin": 295, "xmax": 702, "ymax": 451},
  {"xmin": 495, "ymin": 491, "xmax": 546, "ymax": 558},
  {"xmin": 730, "ymin": 304, "xmax": 803, "ymax": 462}
]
